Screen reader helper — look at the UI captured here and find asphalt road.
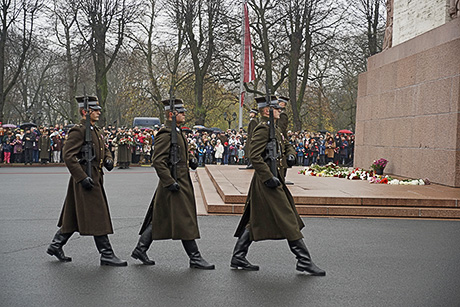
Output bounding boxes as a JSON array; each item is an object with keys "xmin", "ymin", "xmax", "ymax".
[{"xmin": 1, "ymin": 167, "xmax": 460, "ymax": 307}]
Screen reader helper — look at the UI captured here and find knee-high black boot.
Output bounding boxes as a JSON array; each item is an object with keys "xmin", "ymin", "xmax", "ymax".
[
  {"xmin": 131, "ymin": 224, "xmax": 155, "ymax": 265},
  {"xmin": 181, "ymin": 240, "xmax": 215, "ymax": 270},
  {"xmin": 47, "ymin": 229, "xmax": 73, "ymax": 262},
  {"xmin": 288, "ymin": 239, "xmax": 325, "ymax": 276},
  {"xmin": 230, "ymin": 228, "xmax": 259, "ymax": 271},
  {"xmin": 94, "ymin": 235, "xmax": 128, "ymax": 266}
]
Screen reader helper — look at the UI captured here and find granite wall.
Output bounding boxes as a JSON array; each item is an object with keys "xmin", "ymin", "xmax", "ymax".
[{"xmin": 354, "ymin": 18, "xmax": 460, "ymax": 187}]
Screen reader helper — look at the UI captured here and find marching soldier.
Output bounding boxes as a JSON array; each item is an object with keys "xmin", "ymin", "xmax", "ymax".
[
  {"xmin": 131, "ymin": 99, "xmax": 214, "ymax": 270},
  {"xmin": 245, "ymin": 108, "xmax": 258, "ymax": 169},
  {"xmin": 46, "ymin": 96, "xmax": 127, "ymax": 266},
  {"xmin": 277, "ymin": 96, "xmax": 290, "ymax": 178},
  {"xmin": 230, "ymin": 96, "xmax": 325, "ymax": 276},
  {"xmin": 277, "ymin": 96, "xmax": 289, "ymax": 138}
]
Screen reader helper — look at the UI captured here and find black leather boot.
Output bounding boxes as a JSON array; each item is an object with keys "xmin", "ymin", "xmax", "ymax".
[
  {"xmin": 131, "ymin": 224, "xmax": 155, "ymax": 265},
  {"xmin": 230, "ymin": 228, "xmax": 259, "ymax": 271},
  {"xmin": 181, "ymin": 240, "xmax": 215, "ymax": 270},
  {"xmin": 94, "ymin": 235, "xmax": 128, "ymax": 266},
  {"xmin": 288, "ymin": 239, "xmax": 325, "ymax": 276},
  {"xmin": 47, "ymin": 229, "xmax": 73, "ymax": 262}
]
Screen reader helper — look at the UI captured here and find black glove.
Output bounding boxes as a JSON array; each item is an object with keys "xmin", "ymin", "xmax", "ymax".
[
  {"xmin": 104, "ymin": 159, "xmax": 114, "ymax": 171},
  {"xmin": 167, "ymin": 182, "xmax": 181, "ymax": 192},
  {"xmin": 189, "ymin": 157, "xmax": 198, "ymax": 170},
  {"xmin": 80, "ymin": 177, "xmax": 94, "ymax": 191},
  {"xmin": 264, "ymin": 177, "xmax": 281, "ymax": 189},
  {"xmin": 286, "ymin": 154, "xmax": 296, "ymax": 167}
]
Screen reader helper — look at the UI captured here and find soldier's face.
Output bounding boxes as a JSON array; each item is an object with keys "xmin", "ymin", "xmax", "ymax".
[
  {"xmin": 89, "ymin": 109, "xmax": 101, "ymax": 122},
  {"xmin": 264, "ymin": 107, "xmax": 281, "ymax": 119},
  {"xmin": 169, "ymin": 112, "xmax": 185, "ymax": 125},
  {"xmin": 175, "ymin": 111, "xmax": 185, "ymax": 124}
]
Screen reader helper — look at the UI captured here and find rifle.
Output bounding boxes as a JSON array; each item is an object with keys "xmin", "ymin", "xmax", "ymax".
[
  {"xmin": 169, "ymin": 90, "xmax": 180, "ymax": 181},
  {"xmin": 79, "ymin": 90, "xmax": 94, "ymax": 178},
  {"xmin": 265, "ymin": 88, "xmax": 279, "ymax": 177}
]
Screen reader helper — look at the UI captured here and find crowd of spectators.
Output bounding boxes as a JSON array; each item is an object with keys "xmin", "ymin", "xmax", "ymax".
[{"xmin": 0, "ymin": 124, "xmax": 354, "ymax": 168}]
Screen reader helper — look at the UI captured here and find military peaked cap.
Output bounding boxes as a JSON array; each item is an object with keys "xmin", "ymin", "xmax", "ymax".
[
  {"xmin": 255, "ymin": 95, "xmax": 281, "ymax": 109},
  {"xmin": 76, "ymin": 96, "xmax": 101, "ymax": 110},
  {"xmin": 162, "ymin": 98, "xmax": 187, "ymax": 112}
]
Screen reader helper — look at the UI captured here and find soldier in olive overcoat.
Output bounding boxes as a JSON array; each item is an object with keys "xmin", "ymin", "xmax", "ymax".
[
  {"xmin": 277, "ymin": 96, "xmax": 290, "ymax": 178},
  {"xmin": 245, "ymin": 109, "xmax": 258, "ymax": 169},
  {"xmin": 230, "ymin": 96, "xmax": 325, "ymax": 276},
  {"xmin": 38, "ymin": 129, "xmax": 51, "ymax": 163},
  {"xmin": 131, "ymin": 99, "xmax": 214, "ymax": 269},
  {"xmin": 46, "ymin": 96, "xmax": 127, "ymax": 266}
]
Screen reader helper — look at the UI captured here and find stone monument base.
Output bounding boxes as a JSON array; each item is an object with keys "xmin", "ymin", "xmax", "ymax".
[{"xmin": 354, "ymin": 18, "xmax": 460, "ymax": 187}]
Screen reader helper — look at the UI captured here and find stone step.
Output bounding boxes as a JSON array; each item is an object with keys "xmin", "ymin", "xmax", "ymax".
[{"xmin": 196, "ymin": 165, "xmax": 460, "ymax": 220}]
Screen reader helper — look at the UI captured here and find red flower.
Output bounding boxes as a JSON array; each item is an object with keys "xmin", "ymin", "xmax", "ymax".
[{"xmin": 380, "ymin": 178, "xmax": 388, "ymax": 184}]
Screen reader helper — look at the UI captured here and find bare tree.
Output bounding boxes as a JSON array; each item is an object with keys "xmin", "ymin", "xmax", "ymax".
[
  {"xmin": 74, "ymin": 0, "xmax": 141, "ymax": 125},
  {"xmin": 0, "ymin": 0, "xmax": 43, "ymax": 123},
  {"xmin": 127, "ymin": 0, "xmax": 163, "ymax": 121},
  {"xmin": 49, "ymin": 0, "xmax": 86, "ymax": 123},
  {"xmin": 352, "ymin": 0, "xmax": 385, "ymax": 56},
  {"xmin": 247, "ymin": 0, "xmax": 287, "ymax": 95},
  {"xmin": 18, "ymin": 47, "xmax": 54, "ymax": 122},
  {"xmin": 176, "ymin": 0, "xmax": 227, "ymax": 125},
  {"xmin": 280, "ymin": 0, "xmax": 342, "ymax": 131},
  {"xmin": 144, "ymin": 0, "xmax": 188, "ymax": 120},
  {"xmin": 328, "ymin": 33, "xmax": 368, "ymax": 130}
]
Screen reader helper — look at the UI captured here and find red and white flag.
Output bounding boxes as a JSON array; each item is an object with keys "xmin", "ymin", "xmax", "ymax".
[{"xmin": 243, "ymin": 2, "xmax": 255, "ymax": 83}]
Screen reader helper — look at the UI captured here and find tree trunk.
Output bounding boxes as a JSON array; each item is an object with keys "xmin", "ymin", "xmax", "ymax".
[
  {"xmin": 194, "ymin": 74, "xmax": 205, "ymax": 125},
  {"xmin": 0, "ymin": 17, "xmax": 7, "ymax": 123},
  {"xmin": 288, "ymin": 29, "xmax": 302, "ymax": 132},
  {"xmin": 65, "ymin": 29, "xmax": 78, "ymax": 123}
]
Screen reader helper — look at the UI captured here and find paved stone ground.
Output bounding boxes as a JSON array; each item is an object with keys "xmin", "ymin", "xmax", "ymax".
[{"xmin": 1, "ymin": 167, "xmax": 460, "ymax": 307}]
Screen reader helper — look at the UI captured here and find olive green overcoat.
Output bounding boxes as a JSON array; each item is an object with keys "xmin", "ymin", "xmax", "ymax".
[
  {"xmin": 245, "ymin": 117, "xmax": 258, "ymax": 158},
  {"xmin": 58, "ymin": 120, "xmax": 114, "ymax": 236},
  {"xmin": 235, "ymin": 116, "xmax": 304, "ymax": 241},
  {"xmin": 277, "ymin": 111, "xmax": 290, "ymax": 177},
  {"xmin": 278, "ymin": 111, "xmax": 289, "ymax": 137},
  {"xmin": 140, "ymin": 120, "xmax": 199, "ymax": 240},
  {"xmin": 38, "ymin": 135, "xmax": 51, "ymax": 160}
]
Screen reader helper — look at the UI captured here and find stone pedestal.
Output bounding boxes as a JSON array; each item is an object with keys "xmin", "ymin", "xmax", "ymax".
[
  {"xmin": 354, "ymin": 18, "xmax": 460, "ymax": 187},
  {"xmin": 393, "ymin": 0, "xmax": 451, "ymax": 46}
]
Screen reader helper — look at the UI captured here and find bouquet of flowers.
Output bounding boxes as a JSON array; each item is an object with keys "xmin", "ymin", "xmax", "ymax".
[
  {"xmin": 346, "ymin": 168, "xmax": 371, "ymax": 180},
  {"xmin": 118, "ymin": 136, "xmax": 134, "ymax": 146},
  {"xmin": 370, "ymin": 158, "xmax": 388, "ymax": 171},
  {"xmin": 299, "ymin": 163, "xmax": 351, "ymax": 178},
  {"xmin": 368, "ymin": 175, "xmax": 390, "ymax": 184}
]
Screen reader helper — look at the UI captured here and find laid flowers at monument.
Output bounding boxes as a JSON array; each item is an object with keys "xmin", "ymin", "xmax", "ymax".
[
  {"xmin": 347, "ymin": 168, "xmax": 371, "ymax": 180},
  {"xmin": 299, "ymin": 162, "xmax": 430, "ymax": 185},
  {"xmin": 298, "ymin": 163, "xmax": 350, "ymax": 178},
  {"xmin": 370, "ymin": 158, "xmax": 388, "ymax": 175}
]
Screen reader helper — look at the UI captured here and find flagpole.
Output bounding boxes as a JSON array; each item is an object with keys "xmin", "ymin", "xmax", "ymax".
[{"xmin": 238, "ymin": 0, "xmax": 245, "ymax": 130}]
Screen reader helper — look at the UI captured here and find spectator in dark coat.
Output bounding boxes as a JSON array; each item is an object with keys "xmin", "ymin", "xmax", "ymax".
[{"xmin": 23, "ymin": 129, "xmax": 35, "ymax": 165}]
